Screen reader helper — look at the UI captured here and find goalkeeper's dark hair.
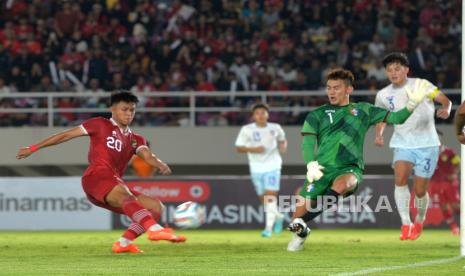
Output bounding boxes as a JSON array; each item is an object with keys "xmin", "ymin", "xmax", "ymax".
[
  {"xmin": 110, "ymin": 90, "xmax": 139, "ymax": 106},
  {"xmin": 252, "ymin": 103, "xmax": 270, "ymax": 113},
  {"xmin": 326, "ymin": 68, "xmax": 354, "ymax": 87},
  {"xmin": 382, "ymin": 52, "xmax": 409, "ymax": 68}
]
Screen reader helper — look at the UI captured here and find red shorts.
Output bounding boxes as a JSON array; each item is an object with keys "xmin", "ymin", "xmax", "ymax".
[
  {"xmin": 82, "ymin": 167, "xmax": 141, "ymax": 214},
  {"xmin": 429, "ymin": 180, "xmax": 459, "ymax": 206}
]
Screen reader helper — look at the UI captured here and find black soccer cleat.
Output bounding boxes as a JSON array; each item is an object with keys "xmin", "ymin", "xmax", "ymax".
[{"xmin": 287, "ymin": 218, "xmax": 306, "ymax": 234}]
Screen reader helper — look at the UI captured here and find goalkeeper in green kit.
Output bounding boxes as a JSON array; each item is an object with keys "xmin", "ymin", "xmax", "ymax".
[{"xmin": 287, "ymin": 68, "xmax": 432, "ymax": 252}]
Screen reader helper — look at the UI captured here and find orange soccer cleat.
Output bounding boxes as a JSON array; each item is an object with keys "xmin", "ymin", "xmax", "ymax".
[
  {"xmin": 409, "ymin": 222, "xmax": 423, "ymax": 240},
  {"xmin": 400, "ymin": 224, "xmax": 412, "ymax": 240},
  {"xmin": 147, "ymin": 227, "xmax": 187, "ymax": 243},
  {"xmin": 112, "ymin": 241, "xmax": 143, "ymax": 253}
]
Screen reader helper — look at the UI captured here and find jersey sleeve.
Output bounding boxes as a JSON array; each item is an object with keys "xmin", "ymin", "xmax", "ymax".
[
  {"xmin": 422, "ymin": 79, "xmax": 440, "ymax": 100},
  {"xmin": 235, "ymin": 127, "xmax": 249, "ymax": 147},
  {"xmin": 80, "ymin": 117, "xmax": 105, "ymax": 136},
  {"xmin": 276, "ymin": 124, "xmax": 286, "ymax": 141},
  {"xmin": 301, "ymin": 111, "xmax": 319, "ymax": 135},
  {"xmin": 366, "ymin": 103, "xmax": 390, "ymax": 125},
  {"xmin": 374, "ymin": 93, "xmax": 386, "ymax": 108},
  {"xmin": 134, "ymin": 134, "xmax": 148, "ymax": 154}
]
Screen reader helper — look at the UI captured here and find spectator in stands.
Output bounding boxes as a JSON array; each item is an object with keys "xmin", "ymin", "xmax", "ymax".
[
  {"xmin": 53, "ymin": 1, "xmax": 80, "ymax": 40},
  {"xmin": 367, "ymin": 60, "xmax": 387, "ymax": 83},
  {"xmin": 368, "ymin": 34, "xmax": 386, "ymax": 59},
  {"xmin": 87, "ymin": 48, "xmax": 109, "ymax": 86},
  {"xmin": 33, "ymin": 75, "xmax": 57, "ymax": 92},
  {"xmin": 277, "ymin": 62, "xmax": 297, "ymax": 85},
  {"xmin": 29, "ymin": 62, "xmax": 44, "ymax": 88},
  {"xmin": 0, "ymin": 76, "xmax": 14, "ymax": 93},
  {"xmin": 230, "ymin": 56, "xmax": 250, "ymax": 91},
  {"xmin": 194, "ymin": 72, "xmax": 216, "ymax": 92}
]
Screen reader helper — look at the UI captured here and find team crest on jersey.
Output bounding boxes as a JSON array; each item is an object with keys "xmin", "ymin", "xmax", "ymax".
[
  {"xmin": 441, "ymin": 154, "xmax": 448, "ymax": 162},
  {"xmin": 350, "ymin": 108, "xmax": 359, "ymax": 116},
  {"xmin": 131, "ymin": 139, "xmax": 137, "ymax": 148},
  {"xmin": 112, "ymin": 130, "xmax": 117, "ymax": 137}
]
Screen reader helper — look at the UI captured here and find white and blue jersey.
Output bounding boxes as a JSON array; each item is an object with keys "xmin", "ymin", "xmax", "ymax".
[
  {"xmin": 375, "ymin": 77, "xmax": 441, "ymax": 177},
  {"xmin": 375, "ymin": 78, "xmax": 440, "ymax": 149},
  {"xmin": 235, "ymin": 122, "xmax": 286, "ymax": 194}
]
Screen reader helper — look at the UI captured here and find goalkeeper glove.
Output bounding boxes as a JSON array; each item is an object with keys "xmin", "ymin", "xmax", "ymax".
[
  {"xmin": 306, "ymin": 161, "xmax": 324, "ymax": 183},
  {"xmin": 405, "ymin": 79, "xmax": 430, "ymax": 112}
]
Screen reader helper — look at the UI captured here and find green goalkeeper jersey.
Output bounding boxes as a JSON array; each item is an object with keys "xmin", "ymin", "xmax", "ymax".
[{"xmin": 301, "ymin": 102, "xmax": 392, "ymax": 171}]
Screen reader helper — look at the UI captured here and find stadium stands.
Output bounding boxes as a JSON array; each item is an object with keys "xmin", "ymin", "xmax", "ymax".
[{"xmin": 0, "ymin": 0, "xmax": 461, "ymax": 126}]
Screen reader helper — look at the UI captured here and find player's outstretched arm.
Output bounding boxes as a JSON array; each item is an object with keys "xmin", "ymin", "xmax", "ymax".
[
  {"xmin": 454, "ymin": 101, "xmax": 465, "ymax": 144},
  {"xmin": 302, "ymin": 134, "xmax": 323, "ymax": 182},
  {"xmin": 136, "ymin": 147, "xmax": 172, "ymax": 175},
  {"xmin": 16, "ymin": 126, "xmax": 87, "ymax": 159},
  {"xmin": 384, "ymin": 107, "xmax": 412, "ymax": 124},
  {"xmin": 433, "ymin": 92, "xmax": 451, "ymax": 119}
]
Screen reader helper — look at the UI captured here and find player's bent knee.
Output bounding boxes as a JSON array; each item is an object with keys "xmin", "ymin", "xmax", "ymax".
[
  {"xmin": 107, "ymin": 193, "xmax": 135, "ymax": 208},
  {"xmin": 106, "ymin": 185, "xmax": 134, "ymax": 208},
  {"xmin": 137, "ymin": 194, "xmax": 163, "ymax": 213}
]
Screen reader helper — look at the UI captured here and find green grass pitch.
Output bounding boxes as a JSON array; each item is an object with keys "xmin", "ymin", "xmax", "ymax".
[{"xmin": 0, "ymin": 229, "xmax": 463, "ymax": 275}]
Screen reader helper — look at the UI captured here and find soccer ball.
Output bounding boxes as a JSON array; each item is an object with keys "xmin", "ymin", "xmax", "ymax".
[{"xmin": 173, "ymin": 201, "xmax": 206, "ymax": 229}]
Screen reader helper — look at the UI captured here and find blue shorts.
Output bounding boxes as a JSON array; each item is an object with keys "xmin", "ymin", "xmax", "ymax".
[
  {"xmin": 250, "ymin": 170, "xmax": 281, "ymax": 195},
  {"xmin": 392, "ymin": 147, "xmax": 440, "ymax": 178}
]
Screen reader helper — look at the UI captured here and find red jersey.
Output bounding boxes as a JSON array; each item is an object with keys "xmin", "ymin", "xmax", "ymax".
[
  {"xmin": 431, "ymin": 146, "xmax": 460, "ymax": 182},
  {"xmin": 80, "ymin": 117, "xmax": 147, "ymax": 177}
]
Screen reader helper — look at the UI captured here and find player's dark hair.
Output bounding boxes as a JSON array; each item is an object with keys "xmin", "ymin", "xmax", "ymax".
[
  {"xmin": 252, "ymin": 103, "xmax": 269, "ymax": 113},
  {"xmin": 326, "ymin": 68, "xmax": 354, "ymax": 87},
  {"xmin": 110, "ymin": 90, "xmax": 139, "ymax": 106},
  {"xmin": 382, "ymin": 52, "xmax": 409, "ymax": 68}
]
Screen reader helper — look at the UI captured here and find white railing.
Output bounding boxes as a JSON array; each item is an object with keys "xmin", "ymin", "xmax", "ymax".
[{"xmin": 0, "ymin": 89, "xmax": 461, "ymax": 127}]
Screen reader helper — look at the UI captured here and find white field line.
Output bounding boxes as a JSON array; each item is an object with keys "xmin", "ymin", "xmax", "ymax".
[{"xmin": 330, "ymin": 256, "xmax": 463, "ymax": 276}]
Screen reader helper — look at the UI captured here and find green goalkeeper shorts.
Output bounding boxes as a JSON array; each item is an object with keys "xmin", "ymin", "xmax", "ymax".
[{"xmin": 299, "ymin": 166, "xmax": 363, "ymax": 200}]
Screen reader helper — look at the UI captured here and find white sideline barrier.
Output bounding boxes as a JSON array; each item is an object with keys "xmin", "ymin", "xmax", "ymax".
[{"xmin": 0, "ymin": 177, "xmax": 111, "ymax": 230}]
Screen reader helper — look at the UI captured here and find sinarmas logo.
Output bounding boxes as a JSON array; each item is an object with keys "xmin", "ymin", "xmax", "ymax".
[{"xmin": 0, "ymin": 193, "xmax": 92, "ymax": 212}]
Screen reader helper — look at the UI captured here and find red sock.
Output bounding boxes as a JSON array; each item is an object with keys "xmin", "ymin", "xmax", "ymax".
[
  {"xmin": 121, "ymin": 197, "xmax": 156, "ymax": 230},
  {"xmin": 149, "ymin": 209, "xmax": 161, "ymax": 222},
  {"xmin": 442, "ymin": 208, "xmax": 455, "ymax": 225},
  {"xmin": 122, "ymin": 223, "xmax": 146, "ymax": 240}
]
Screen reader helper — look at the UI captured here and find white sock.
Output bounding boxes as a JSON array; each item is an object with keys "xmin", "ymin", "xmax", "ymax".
[
  {"xmin": 148, "ymin": 224, "xmax": 163, "ymax": 231},
  {"xmin": 268, "ymin": 200, "xmax": 284, "ymax": 219},
  {"xmin": 264, "ymin": 202, "xmax": 276, "ymax": 232},
  {"xmin": 415, "ymin": 194, "xmax": 429, "ymax": 223},
  {"xmin": 118, "ymin": 237, "xmax": 132, "ymax": 247},
  {"xmin": 394, "ymin": 185, "xmax": 412, "ymax": 225}
]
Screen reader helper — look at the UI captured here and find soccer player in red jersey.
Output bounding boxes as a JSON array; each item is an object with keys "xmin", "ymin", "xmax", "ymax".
[
  {"xmin": 16, "ymin": 91, "xmax": 186, "ymax": 253},
  {"xmin": 429, "ymin": 130, "xmax": 460, "ymax": 235}
]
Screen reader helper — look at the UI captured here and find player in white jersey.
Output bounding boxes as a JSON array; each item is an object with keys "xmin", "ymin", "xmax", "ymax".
[
  {"xmin": 235, "ymin": 103, "xmax": 287, "ymax": 237},
  {"xmin": 374, "ymin": 52, "xmax": 451, "ymax": 240}
]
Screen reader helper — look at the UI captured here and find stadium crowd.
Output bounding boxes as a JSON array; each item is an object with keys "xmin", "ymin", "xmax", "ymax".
[{"xmin": 0, "ymin": 0, "xmax": 461, "ymax": 126}]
